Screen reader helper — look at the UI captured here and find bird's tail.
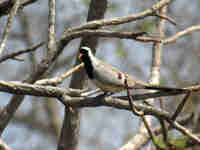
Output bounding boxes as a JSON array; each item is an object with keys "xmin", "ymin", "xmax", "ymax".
[
  {"xmin": 143, "ymin": 85, "xmax": 187, "ymax": 92},
  {"xmin": 124, "ymin": 74, "xmax": 188, "ymax": 92}
]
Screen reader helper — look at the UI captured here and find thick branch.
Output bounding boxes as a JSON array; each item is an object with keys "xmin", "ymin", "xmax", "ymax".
[
  {"xmin": 61, "ymin": 96, "xmax": 200, "ymax": 144},
  {"xmin": 0, "ymin": 80, "xmax": 82, "ymax": 97},
  {"xmin": 58, "ymin": 1, "xmax": 108, "ymax": 150},
  {"xmin": 0, "ymin": 80, "xmax": 199, "ymax": 143},
  {"xmin": 0, "ymin": 80, "xmax": 199, "ymax": 102},
  {"xmin": 62, "ymin": 29, "xmax": 161, "ymax": 43}
]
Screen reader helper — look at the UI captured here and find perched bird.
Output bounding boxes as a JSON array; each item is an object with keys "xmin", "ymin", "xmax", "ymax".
[{"xmin": 78, "ymin": 46, "xmax": 185, "ymax": 93}]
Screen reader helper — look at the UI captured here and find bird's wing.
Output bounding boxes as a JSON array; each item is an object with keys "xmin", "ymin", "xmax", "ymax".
[
  {"xmin": 93, "ymin": 59, "xmax": 148, "ymax": 89},
  {"xmin": 93, "ymin": 59, "xmax": 126, "ymax": 87}
]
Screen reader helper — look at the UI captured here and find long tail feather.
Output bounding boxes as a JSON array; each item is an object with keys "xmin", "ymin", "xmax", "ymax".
[{"xmin": 144, "ymin": 85, "xmax": 187, "ymax": 92}]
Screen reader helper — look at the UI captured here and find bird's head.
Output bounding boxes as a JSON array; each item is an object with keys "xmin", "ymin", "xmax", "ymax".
[
  {"xmin": 78, "ymin": 47, "xmax": 95, "ymax": 79},
  {"xmin": 78, "ymin": 47, "xmax": 93, "ymax": 62}
]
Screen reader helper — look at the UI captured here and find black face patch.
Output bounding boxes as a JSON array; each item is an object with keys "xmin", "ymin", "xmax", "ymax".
[
  {"xmin": 79, "ymin": 48, "xmax": 94, "ymax": 79},
  {"xmin": 80, "ymin": 48, "xmax": 89, "ymax": 56}
]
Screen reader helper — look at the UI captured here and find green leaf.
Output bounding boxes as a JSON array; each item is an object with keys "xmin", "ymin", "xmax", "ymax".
[
  {"xmin": 115, "ymin": 41, "xmax": 127, "ymax": 59},
  {"xmin": 82, "ymin": 0, "xmax": 90, "ymax": 6}
]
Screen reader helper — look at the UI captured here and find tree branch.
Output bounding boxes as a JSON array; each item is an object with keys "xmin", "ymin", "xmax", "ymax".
[
  {"xmin": 0, "ymin": 42, "xmax": 44, "ymax": 63},
  {"xmin": 163, "ymin": 25, "xmax": 200, "ymax": 44},
  {"xmin": 0, "ymin": 0, "xmax": 39, "ymax": 17},
  {"xmin": 0, "ymin": 80, "xmax": 83, "ymax": 98},
  {"xmin": 64, "ymin": 0, "xmax": 173, "ymax": 33},
  {"xmin": 0, "ymin": 0, "xmax": 21, "ymax": 55},
  {"xmin": 62, "ymin": 29, "xmax": 161, "ymax": 43},
  {"xmin": 0, "ymin": 80, "xmax": 199, "ymax": 144}
]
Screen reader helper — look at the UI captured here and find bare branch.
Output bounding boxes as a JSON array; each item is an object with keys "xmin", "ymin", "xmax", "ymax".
[
  {"xmin": 47, "ymin": 0, "xmax": 56, "ymax": 59},
  {"xmin": 64, "ymin": 0, "xmax": 173, "ymax": 33},
  {"xmin": 139, "ymin": 3, "xmax": 168, "ymax": 150},
  {"xmin": 35, "ymin": 63, "xmax": 84, "ymax": 86},
  {"xmin": 62, "ymin": 29, "xmax": 161, "ymax": 43},
  {"xmin": 0, "ymin": 0, "xmax": 21, "ymax": 55},
  {"xmin": 163, "ymin": 25, "xmax": 200, "ymax": 44},
  {"xmin": 0, "ymin": 0, "xmax": 39, "ymax": 17},
  {"xmin": 153, "ymin": 13, "xmax": 177, "ymax": 26},
  {"xmin": 0, "ymin": 80, "xmax": 198, "ymax": 144},
  {"xmin": 171, "ymin": 92, "xmax": 191, "ymax": 121},
  {"xmin": 0, "ymin": 42, "xmax": 44, "ymax": 63},
  {"xmin": 0, "ymin": 80, "xmax": 199, "ymax": 102},
  {"xmin": 119, "ymin": 114, "xmax": 193, "ymax": 150},
  {"xmin": 58, "ymin": 0, "xmax": 108, "ymax": 150},
  {"xmin": 141, "ymin": 116, "xmax": 163, "ymax": 150},
  {"xmin": 61, "ymin": 96, "xmax": 200, "ymax": 144},
  {"xmin": 151, "ymin": 4, "xmax": 169, "ymax": 148},
  {"xmin": 0, "ymin": 80, "xmax": 83, "ymax": 98}
]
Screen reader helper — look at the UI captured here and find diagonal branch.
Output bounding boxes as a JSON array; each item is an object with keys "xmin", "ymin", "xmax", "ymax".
[
  {"xmin": 0, "ymin": 42, "xmax": 44, "ymax": 63},
  {"xmin": 0, "ymin": 0, "xmax": 39, "ymax": 17},
  {"xmin": 0, "ymin": 0, "xmax": 21, "ymax": 55},
  {"xmin": 163, "ymin": 25, "xmax": 200, "ymax": 44},
  {"xmin": 62, "ymin": 29, "xmax": 161, "ymax": 43},
  {"xmin": 64, "ymin": 0, "xmax": 174, "ymax": 33}
]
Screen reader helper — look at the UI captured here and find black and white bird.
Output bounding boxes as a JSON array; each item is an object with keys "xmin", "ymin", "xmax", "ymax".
[{"xmin": 78, "ymin": 46, "xmax": 185, "ymax": 93}]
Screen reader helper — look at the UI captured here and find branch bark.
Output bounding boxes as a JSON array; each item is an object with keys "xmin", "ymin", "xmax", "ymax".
[
  {"xmin": 0, "ymin": 0, "xmax": 39, "ymax": 17},
  {"xmin": 57, "ymin": 1, "xmax": 107, "ymax": 150}
]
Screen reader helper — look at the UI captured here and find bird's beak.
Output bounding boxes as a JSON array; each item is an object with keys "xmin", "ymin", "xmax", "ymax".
[{"xmin": 78, "ymin": 53, "xmax": 83, "ymax": 61}]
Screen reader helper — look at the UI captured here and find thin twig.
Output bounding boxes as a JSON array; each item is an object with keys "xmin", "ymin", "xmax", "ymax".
[
  {"xmin": 153, "ymin": 13, "xmax": 177, "ymax": 26},
  {"xmin": 163, "ymin": 25, "xmax": 200, "ymax": 44},
  {"xmin": 125, "ymin": 75, "xmax": 144, "ymax": 116},
  {"xmin": 171, "ymin": 92, "xmax": 191, "ymax": 121},
  {"xmin": 142, "ymin": 117, "xmax": 164, "ymax": 150},
  {"xmin": 10, "ymin": 57, "xmax": 24, "ymax": 62},
  {"xmin": 0, "ymin": 0, "xmax": 21, "ymax": 55},
  {"xmin": 125, "ymin": 74, "xmax": 163, "ymax": 149},
  {"xmin": 0, "ymin": 42, "xmax": 44, "ymax": 63},
  {"xmin": 158, "ymin": 118, "xmax": 169, "ymax": 145},
  {"xmin": 64, "ymin": 0, "xmax": 173, "ymax": 33},
  {"xmin": 119, "ymin": 113, "xmax": 193, "ymax": 150},
  {"xmin": 62, "ymin": 97, "xmax": 200, "ymax": 144},
  {"xmin": 35, "ymin": 63, "xmax": 84, "ymax": 86}
]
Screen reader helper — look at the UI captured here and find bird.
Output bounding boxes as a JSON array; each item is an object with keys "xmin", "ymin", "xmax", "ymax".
[{"xmin": 78, "ymin": 46, "xmax": 186, "ymax": 93}]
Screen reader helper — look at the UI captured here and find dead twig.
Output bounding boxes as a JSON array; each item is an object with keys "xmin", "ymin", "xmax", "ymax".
[
  {"xmin": 153, "ymin": 13, "xmax": 177, "ymax": 26},
  {"xmin": 163, "ymin": 25, "xmax": 200, "ymax": 44},
  {"xmin": 171, "ymin": 92, "xmax": 191, "ymax": 121},
  {"xmin": 0, "ymin": 42, "xmax": 44, "ymax": 63},
  {"xmin": 35, "ymin": 63, "xmax": 84, "ymax": 86},
  {"xmin": 0, "ymin": 0, "xmax": 21, "ymax": 55}
]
